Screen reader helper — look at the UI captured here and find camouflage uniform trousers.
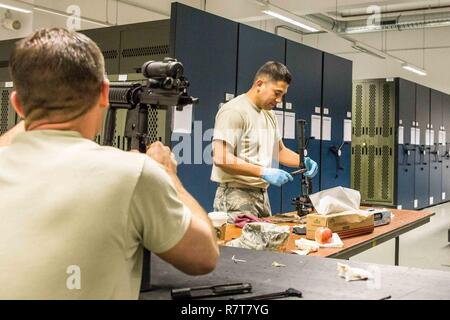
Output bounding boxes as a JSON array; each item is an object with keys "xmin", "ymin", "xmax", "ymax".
[{"xmin": 213, "ymin": 183, "xmax": 272, "ymax": 222}]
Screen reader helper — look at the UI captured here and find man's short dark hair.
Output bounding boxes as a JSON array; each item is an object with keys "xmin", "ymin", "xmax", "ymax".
[
  {"xmin": 9, "ymin": 28, "xmax": 105, "ymax": 128},
  {"xmin": 254, "ymin": 61, "xmax": 292, "ymax": 85}
]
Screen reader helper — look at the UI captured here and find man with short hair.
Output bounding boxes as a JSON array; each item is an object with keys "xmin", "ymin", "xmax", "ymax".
[
  {"xmin": 0, "ymin": 28, "xmax": 219, "ymax": 299},
  {"xmin": 212, "ymin": 61, "xmax": 318, "ymax": 221}
]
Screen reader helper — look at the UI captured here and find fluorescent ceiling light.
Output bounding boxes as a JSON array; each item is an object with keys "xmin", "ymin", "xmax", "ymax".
[
  {"xmin": 351, "ymin": 43, "xmax": 387, "ymax": 60},
  {"xmin": 0, "ymin": 2, "xmax": 31, "ymax": 13},
  {"xmin": 346, "ymin": 25, "xmax": 382, "ymax": 34},
  {"xmin": 402, "ymin": 63, "xmax": 427, "ymax": 76},
  {"xmin": 262, "ymin": 4, "xmax": 319, "ymax": 32},
  {"xmin": 426, "ymin": 20, "xmax": 450, "ymax": 28}
]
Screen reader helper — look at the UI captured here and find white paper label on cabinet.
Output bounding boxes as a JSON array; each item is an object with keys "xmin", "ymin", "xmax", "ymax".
[
  {"xmin": 347, "ymin": 112, "xmax": 352, "ymax": 118},
  {"xmin": 443, "ymin": 192, "xmax": 446, "ymax": 200},
  {"xmin": 344, "ymin": 119, "xmax": 352, "ymax": 142},
  {"xmin": 311, "ymin": 115, "xmax": 321, "ymax": 140},
  {"xmin": 410, "ymin": 128, "xmax": 416, "ymax": 145},
  {"xmin": 429, "ymin": 197, "xmax": 434, "ymax": 205},
  {"xmin": 323, "ymin": 108, "xmax": 329, "ymax": 115},
  {"xmin": 414, "ymin": 199, "xmax": 418, "ymax": 208},
  {"xmin": 425, "ymin": 129, "xmax": 430, "ymax": 146},
  {"xmin": 283, "ymin": 112, "xmax": 296, "ymax": 139},
  {"xmin": 5, "ymin": 81, "xmax": 13, "ymax": 88},
  {"xmin": 322, "ymin": 117, "xmax": 332, "ymax": 141},
  {"xmin": 397, "ymin": 205, "xmax": 402, "ymax": 210},
  {"xmin": 274, "ymin": 110, "xmax": 284, "ymax": 137},
  {"xmin": 225, "ymin": 93, "xmax": 235, "ymax": 102},
  {"xmin": 315, "ymin": 107, "xmax": 321, "ymax": 114},
  {"xmin": 276, "ymin": 103, "xmax": 283, "ymax": 109},
  {"xmin": 285, "ymin": 102, "xmax": 293, "ymax": 110},
  {"xmin": 399, "ymin": 119, "xmax": 403, "ymax": 125},
  {"xmin": 416, "ymin": 128, "xmax": 421, "ymax": 145},
  {"xmin": 398, "ymin": 126, "xmax": 404, "ymax": 145},
  {"xmin": 172, "ymin": 104, "xmax": 193, "ymax": 134},
  {"xmin": 118, "ymin": 74, "xmax": 128, "ymax": 81}
]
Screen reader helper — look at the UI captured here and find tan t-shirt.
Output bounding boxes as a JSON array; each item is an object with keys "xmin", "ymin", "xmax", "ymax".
[
  {"xmin": 211, "ymin": 94, "xmax": 281, "ymax": 188},
  {"xmin": 0, "ymin": 130, "xmax": 191, "ymax": 299}
]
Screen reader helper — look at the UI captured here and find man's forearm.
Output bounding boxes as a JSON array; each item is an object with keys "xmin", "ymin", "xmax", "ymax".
[
  {"xmin": 215, "ymin": 154, "xmax": 263, "ymax": 178},
  {"xmin": 279, "ymin": 147, "xmax": 301, "ymax": 168}
]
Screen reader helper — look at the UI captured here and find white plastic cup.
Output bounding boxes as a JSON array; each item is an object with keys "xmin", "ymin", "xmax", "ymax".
[{"xmin": 208, "ymin": 212, "xmax": 228, "ymax": 240}]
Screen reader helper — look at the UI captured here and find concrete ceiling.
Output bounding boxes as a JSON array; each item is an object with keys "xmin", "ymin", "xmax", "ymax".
[{"xmin": 1, "ymin": 0, "xmax": 450, "ymax": 93}]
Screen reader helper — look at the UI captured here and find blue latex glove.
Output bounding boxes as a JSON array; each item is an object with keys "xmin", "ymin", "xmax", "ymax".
[
  {"xmin": 304, "ymin": 157, "xmax": 319, "ymax": 178},
  {"xmin": 261, "ymin": 168, "xmax": 293, "ymax": 187}
]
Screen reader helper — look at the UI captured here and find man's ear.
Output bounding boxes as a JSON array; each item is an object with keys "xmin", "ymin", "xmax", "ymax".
[
  {"xmin": 255, "ymin": 79, "xmax": 265, "ymax": 93},
  {"xmin": 10, "ymin": 91, "xmax": 25, "ymax": 119},
  {"xmin": 99, "ymin": 79, "xmax": 110, "ymax": 109}
]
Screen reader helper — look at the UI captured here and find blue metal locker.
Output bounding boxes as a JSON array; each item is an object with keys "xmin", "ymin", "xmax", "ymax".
[
  {"xmin": 396, "ymin": 79, "xmax": 416, "ymax": 209},
  {"xmin": 281, "ymin": 40, "xmax": 323, "ymax": 213},
  {"xmin": 170, "ymin": 3, "xmax": 238, "ymax": 211},
  {"xmin": 414, "ymin": 85, "xmax": 430, "ymax": 209},
  {"xmin": 321, "ymin": 53, "xmax": 353, "ymax": 190},
  {"xmin": 429, "ymin": 89, "xmax": 443, "ymax": 205},
  {"xmin": 235, "ymin": 24, "xmax": 286, "ymax": 214}
]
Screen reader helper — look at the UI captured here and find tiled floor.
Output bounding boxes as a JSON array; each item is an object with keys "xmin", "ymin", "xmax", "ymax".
[{"xmin": 350, "ymin": 201, "xmax": 450, "ymax": 272}]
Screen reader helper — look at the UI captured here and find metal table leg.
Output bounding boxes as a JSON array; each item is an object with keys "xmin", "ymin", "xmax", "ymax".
[{"xmin": 395, "ymin": 236, "xmax": 400, "ymax": 266}]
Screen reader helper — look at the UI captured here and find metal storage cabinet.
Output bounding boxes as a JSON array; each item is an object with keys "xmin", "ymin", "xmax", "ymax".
[
  {"xmin": 0, "ymin": 39, "xmax": 17, "ymax": 82},
  {"xmin": 442, "ymin": 94, "xmax": 450, "ymax": 202},
  {"xmin": 80, "ymin": 27, "xmax": 121, "ymax": 75},
  {"xmin": 170, "ymin": 3, "xmax": 238, "ymax": 211},
  {"xmin": 235, "ymin": 24, "xmax": 286, "ymax": 214},
  {"xmin": 351, "ymin": 79, "xmax": 395, "ymax": 206},
  {"xmin": 429, "ymin": 89, "xmax": 443, "ymax": 205},
  {"xmin": 321, "ymin": 53, "xmax": 353, "ymax": 191},
  {"xmin": 119, "ymin": 20, "xmax": 171, "ymax": 74},
  {"xmin": 352, "ymin": 78, "xmax": 448, "ymax": 209},
  {"xmin": 396, "ymin": 79, "xmax": 416, "ymax": 209},
  {"xmin": 0, "ymin": 82, "xmax": 17, "ymax": 135},
  {"xmin": 281, "ymin": 40, "xmax": 323, "ymax": 213},
  {"xmin": 414, "ymin": 84, "xmax": 430, "ymax": 209}
]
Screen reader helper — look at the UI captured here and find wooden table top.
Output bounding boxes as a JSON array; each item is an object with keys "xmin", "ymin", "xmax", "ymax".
[{"xmin": 222, "ymin": 209, "xmax": 435, "ymax": 258}]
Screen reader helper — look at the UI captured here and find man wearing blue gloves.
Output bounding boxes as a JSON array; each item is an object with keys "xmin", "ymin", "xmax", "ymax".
[{"xmin": 211, "ymin": 61, "xmax": 318, "ymax": 221}]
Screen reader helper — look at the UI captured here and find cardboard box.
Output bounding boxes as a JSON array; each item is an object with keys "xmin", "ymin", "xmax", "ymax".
[
  {"xmin": 366, "ymin": 208, "xmax": 391, "ymax": 227},
  {"xmin": 306, "ymin": 212, "xmax": 374, "ymax": 240}
]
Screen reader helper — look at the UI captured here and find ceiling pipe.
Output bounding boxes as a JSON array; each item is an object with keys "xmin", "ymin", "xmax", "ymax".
[
  {"xmin": 295, "ymin": 13, "xmax": 407, "ymax": 64},
  {"xmin": 323, "ymin": 5, "xmax": 450, "ymax": 21}
]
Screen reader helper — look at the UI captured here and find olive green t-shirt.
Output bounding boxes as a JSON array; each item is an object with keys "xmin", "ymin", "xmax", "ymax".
[
  {"xmin": 211, "ymin": 94, "xmax": 281, "ymax": 188},
  {"xmin": 0, "ymin": 130, "xmax": 191, "ymax": 299}
]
